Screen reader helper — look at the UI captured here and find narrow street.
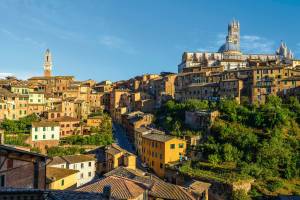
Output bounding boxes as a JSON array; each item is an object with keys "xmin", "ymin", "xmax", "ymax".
[
  {"xmin": 112, "ymin": 123, "xmax": 145, "ymax": 170},
  {"xmin": 112, "ymin": 123, "xmax": 135, "ymax": 154}
]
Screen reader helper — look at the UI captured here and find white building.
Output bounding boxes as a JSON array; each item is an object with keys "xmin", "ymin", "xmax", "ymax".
[
  {"xmin": 31, "ymin": 121, "xmax": 60, "ymax": 142},
  {"xmin": 29, "ymin": 92, "xmax": 45, "ymax": 104},
  {"xmin": 48, "ymin": 154, "xmax": 96, "ymax": 187}
]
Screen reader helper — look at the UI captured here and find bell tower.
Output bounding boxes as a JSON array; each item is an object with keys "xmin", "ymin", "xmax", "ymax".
[
  {"xmin": 44, "ymin": 49, "xmax": 52, "ymax": 77},
  {"xmin": 226, "ymin": 19, "xmax": 240, "ymax": 51}
]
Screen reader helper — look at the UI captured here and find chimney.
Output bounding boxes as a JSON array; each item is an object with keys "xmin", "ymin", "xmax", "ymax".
[{"xmin": 103, "ymin": 185, "xmax": 111, "ymax": 200}]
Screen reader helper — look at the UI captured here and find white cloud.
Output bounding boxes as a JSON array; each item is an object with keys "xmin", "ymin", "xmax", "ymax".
[
  {"xmin": 196, "ymin": 33, "xmax": 275, "ymax": 54},
  {"xmin": 0, "ymin": 28, "xmax": 46, "ymax": 48},
  {"xmin": 99, "ymin": 35, "xmax": 137, "ymax": 54},
  {"xmin": 0, "ymin": 73, "xmax": 13, "ymax": 79},
  {"xmin": 240, "ymin": 35, "xmax": 275, "ymax": 54}
]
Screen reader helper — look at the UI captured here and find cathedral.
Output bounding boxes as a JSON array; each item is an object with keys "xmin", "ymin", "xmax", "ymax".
[{"xmin": 178, "ymin": 20, "xmax": 295, "ymax": 72}]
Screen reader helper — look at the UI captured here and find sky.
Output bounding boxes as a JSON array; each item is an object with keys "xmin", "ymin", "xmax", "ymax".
[{"xmin": 0, "ymin": 0, "xmax": 300, "ymax": 82}]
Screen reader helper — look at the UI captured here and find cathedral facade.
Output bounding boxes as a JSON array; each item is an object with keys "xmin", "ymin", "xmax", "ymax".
[{"xmin": 178, "ymin": 20, "xmax": 295, "ymax": 73}]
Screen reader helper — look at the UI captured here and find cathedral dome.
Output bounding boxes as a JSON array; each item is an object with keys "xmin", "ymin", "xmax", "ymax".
[{"xmin": 218, "ymin": 42, "xmax": 240, "ymax": 53}]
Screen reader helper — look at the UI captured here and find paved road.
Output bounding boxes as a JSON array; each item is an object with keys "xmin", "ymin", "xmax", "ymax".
[
  {"xmin": 112, "ymin": 123, "xmax": 135, "ymax": 154},
  {"xmin": 112, "ymin": 123, "xmax": 146, "ymax": 170}
]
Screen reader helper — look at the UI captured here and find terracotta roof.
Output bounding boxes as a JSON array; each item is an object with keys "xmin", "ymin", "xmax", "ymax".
[
  {"xmin": 63, "ymin": 154, "xmax": 96, "ymax": 164},
  {"xmin": 0, "ymin": 88, "xmax": 17, "ymax": 97},
  {"xmin": 52, "ymin": 116, "xmax": 80, "ymax": 122},
  {"xmin": 29, "ymin": 76, "xmax": 74, "ymax": 80},
  {"xmin": 105, "ymin": 144, "xmax": 135, "ymax": 157},
  {"xmin": 76, "ymin": 175, "xmax": 146, "ymax": 199},
  {"xmin": 104, "ymin": 167, "xmax": 153, "ymax": 186},
  {"xmin": 32, "ymin": 121, "xmax": 60, "ymax": 127},
  {"xmin": 47, "ymin": 167, "xmax": 78, "ymax": 181},
  {"xmin": 185, "ymin": 180, "xmax": 211, "ymax": 194},
  {"xmin": 103, "ymin": 167, "xmax": 196, "ymax": 200},
  {"xmin": 0, "ymin": 145, "xmax": 47, "ymax": 160},
  {"xmin": 142, "ymin": 133, "xmax": 175, "ymax": 142},
  {"xmin": 150, "ymin": 177, "xmax": 195, "ymax": 200},
  {"xmin": 48, "ymin": 156, "xmax": 66, "ymax": 166},
  {"xmin": 0, "ymin": 188, "xmax": 105, "ymax": 200},
  {"xmin": 48, "ymin": 154, "xmax": 96, "ymax": 166}
]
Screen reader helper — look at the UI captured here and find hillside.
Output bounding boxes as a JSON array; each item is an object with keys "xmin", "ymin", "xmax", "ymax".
[{"xmin": 155, "ymin": 96, "xmax": 300, "ymax": 198}]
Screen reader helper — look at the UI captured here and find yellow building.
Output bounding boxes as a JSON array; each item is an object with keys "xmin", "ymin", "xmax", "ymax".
[
  {"xmin": 46, "ymin": 167, "xmax": 78, "ymax": 190},
  {"xmin": 141, "ymin": 133, "xmax": 186, "ymax": 178},
  {"xmin": 105, "ymin": 144, "xmax": 136, "ymax": 172},
  {"xmin": 86, "ymin": 115, "xmax": 103, "ymax": 127}
]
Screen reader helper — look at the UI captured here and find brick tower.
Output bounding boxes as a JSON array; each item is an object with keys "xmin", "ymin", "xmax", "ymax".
[{"xmin": 44, "ymin": 49, "xmax": 52, "ymax": 77}]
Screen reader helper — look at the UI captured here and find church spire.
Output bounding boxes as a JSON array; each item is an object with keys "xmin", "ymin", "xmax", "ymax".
[{"xmin": 44, "ymin": 48, "xmax": 52, "ymax": 77}]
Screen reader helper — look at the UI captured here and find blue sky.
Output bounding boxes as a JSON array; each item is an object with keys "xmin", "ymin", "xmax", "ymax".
[{"xmin": 0, "ymin": 0, "xmax": 300, "ymax": 81}]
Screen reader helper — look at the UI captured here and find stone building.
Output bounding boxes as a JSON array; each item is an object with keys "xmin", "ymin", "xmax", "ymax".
[{"xmin": 0, "ymin": 145, "xmax": 47, "ymax": 189}]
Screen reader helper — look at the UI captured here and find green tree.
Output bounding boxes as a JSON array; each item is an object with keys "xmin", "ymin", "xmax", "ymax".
[{"xmin": 231, "ymin": 189, "xmax": 251, "ymax": 200}]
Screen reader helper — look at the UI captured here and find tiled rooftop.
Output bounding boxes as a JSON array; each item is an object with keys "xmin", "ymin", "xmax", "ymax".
[
  {"xmin": 47, "ymin": 167, "xmax": 79, "ymax": 181},
  {"xmin": 76, "ymin": 175, "xmax": 146, "ymax": 199}
]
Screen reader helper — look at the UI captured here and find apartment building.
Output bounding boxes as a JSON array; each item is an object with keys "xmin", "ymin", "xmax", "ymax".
[
  {"xmin": 48, "ymin": 154, "xmax": 96, "ymax": 187},
  {"xmin": 141, "ymin": 133, "xmax": 186, "ymax": 178},
  {"xmin": 121, "ymin": 111, "xmax": 154, "ymax": 141},
  {"xmin": 134, "ymin": 127, "xmax": 164, "ymax": 156},
  {"xmin": 105, "ymin": 144, "xmax": 136, "ymax": 172},
  {"xmin": 31, "ymin": 121, "xmax": 60, "ymax": 142},
  {"xmin": 52, "ymin": 116, "xmax": 80, "ymax": 137}
]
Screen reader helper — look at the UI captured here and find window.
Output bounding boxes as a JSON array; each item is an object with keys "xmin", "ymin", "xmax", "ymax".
[
  {"xmin": 7, "ymin": 159, "xmax": 13, "ymax": 169},
  {"xmin": 81, "ymin": 163, "xmax": 84, "ymax": 168},
  {"xmin": 160, "ymin": 163, "xmax": 163, "ymax": 169},
  {"xmin": 160, "ymin": 154, "xmax": 162, "ymax": 159},
  {"xmin": 35, "ymin": 135, "xmax": 38, "ymax": 140},
  {"xmin": 61, "ymin": 179, "xmax": 64, "ymax": 186},
  {"xmin": 51, "ymin": 127, "xmax": 54, "ymax": 131},
  {"xmin": 43, "ymin": 135, "xmax": 46, "ymax": 139},
  {"xmin": 88, "ymin": 162, "xmax": 92, "ymax": 167},
  {"xmin": 170, "ymin": 144, "xmax": 175, "ymax": 149},
  {"xmin": 43, "ymin": 127, "xmax": 46, "ymax": 131},
  {"xmin": 80, "ymin": 173, "xmax": 84, "ymax": 178},
  {"xmin": 0, "ymin": 175, "xmax": 5, "ymax": 187},
  {"xmin": 179, "ymin": 143, "xmax": 184, "ymax": 148},
  {"xmin": 51, "ymin": 134, "xmax": 54, "ymax": 139},
  {"xmin": 88, "ymin": 172, "xmax": 92, "ymax": 177}
]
